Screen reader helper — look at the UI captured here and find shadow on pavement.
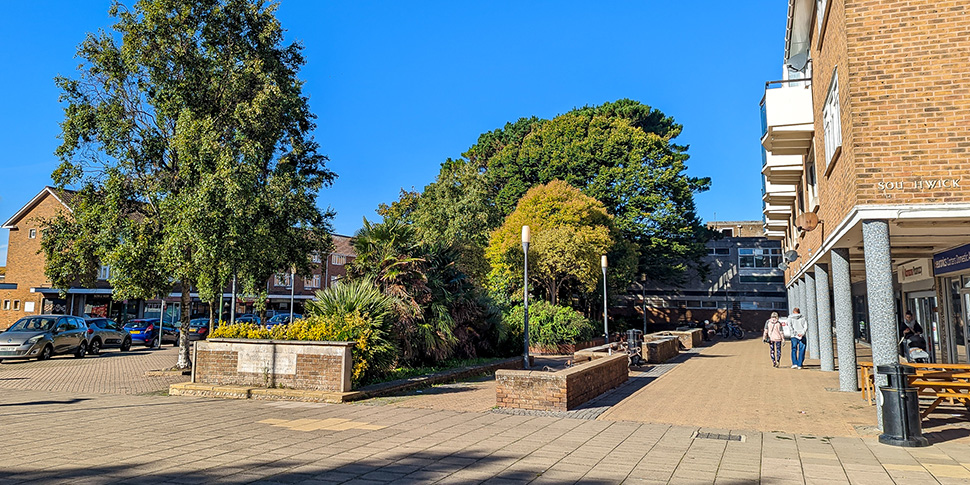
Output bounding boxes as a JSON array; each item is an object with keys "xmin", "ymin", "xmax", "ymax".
[
  {"xmin": 0, "ymin": 450, "xmax": 778, "ymax": 484},
  {"xmin": 0, "ymin": 398, "xmax": 90, "ymax": 407}
]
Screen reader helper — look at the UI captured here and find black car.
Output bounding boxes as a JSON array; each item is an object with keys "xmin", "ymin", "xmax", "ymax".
[{"xmin": 84, "ymin": 318, "xmax": 133, "ymax": 354}]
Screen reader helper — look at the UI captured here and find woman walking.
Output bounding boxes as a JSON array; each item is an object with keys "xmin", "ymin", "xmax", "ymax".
[{"xmin": 763, "ymin": 312, "xmax": 784, "ymax": 368}]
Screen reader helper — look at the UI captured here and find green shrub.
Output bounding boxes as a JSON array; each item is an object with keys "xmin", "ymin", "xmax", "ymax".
[{"xmin": 504, "ymin": 301, "xmax": 597, "ymax": 347}]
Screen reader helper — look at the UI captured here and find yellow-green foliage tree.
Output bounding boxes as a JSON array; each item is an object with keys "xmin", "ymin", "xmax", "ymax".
[{"xmin": 486, "ymin": 181, "xmax": 632, "ymax": 306}]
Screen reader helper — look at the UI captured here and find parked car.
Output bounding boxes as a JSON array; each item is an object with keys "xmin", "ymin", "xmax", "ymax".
[
  {"xmin": 124, "ymin": 319, "xmax": 179, "ymax": 347},
  {"xmin": 0, "ymin": 315, "xmax": 90, "ymax": 361},
  {"xmin": 235, "ymin": 314, "xmax": 261, "ymax": 325},
  {"xmin": 179, "ymin": 318, "xmax": 211, "ymax": 341},
  {"xmin": 84, "ymin": 318, "xmax": 133, "ymax": 354},
  {"xmin": 265, "ymin": 313, "xmax": 301, "ymax": 329}
]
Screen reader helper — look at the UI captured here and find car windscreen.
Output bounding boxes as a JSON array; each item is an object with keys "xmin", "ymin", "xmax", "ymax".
[
  {"xmin": 189, "ymin": 319, "xmax": 209, "ymax": 327},
  {"xmin": 125, "ymin": 321, "xmax": 151, "ymax": 329},
  {"xmin": 7, "ymin": 317, "xmax": 58, "ymax": 332}
]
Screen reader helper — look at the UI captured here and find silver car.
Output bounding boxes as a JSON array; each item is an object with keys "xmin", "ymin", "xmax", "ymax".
[
  {"xmin": 0, "ymin": 315, "xmax": 90, "ymax": 362},
  {"xmin": 84, "ymin": 318, "xmax": 133, "ymax": 354}
]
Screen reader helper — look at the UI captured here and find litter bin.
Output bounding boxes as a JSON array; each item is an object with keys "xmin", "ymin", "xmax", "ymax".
[{"xmin": 876, "ymin": 363, "xmax": 928, "ymax": 447}]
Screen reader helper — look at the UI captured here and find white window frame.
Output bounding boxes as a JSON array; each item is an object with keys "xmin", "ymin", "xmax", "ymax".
[
  {"xmin": 28, "ymin": 228, "xmax": 37, "ymax": 239},
  {"xmin": 816, "ymin": 0, "xmax": 828, "ymax": 35},
  {"xmin": 98, "ymin": 265, "xmax": 111, "ymax": 281},
  {"xmin": 2, "ymin": 300, "xmax": 9, "ymax": 310},
  {"xmin": 12, "ymin": 300, "xmax": 20, "ymax": 311},
  {"xmin": 304, "ymin": 274, "xmax": 321, "ymax": 290},
  {"xmin": 823, "ymin": 69, "xmax": 842, "ymax": 168},
  {"xmin": 331, "ymin": 254, "xmax": 347, "ymax": 266},
  {"xmin": 275, "ymin": 273, "xmax": 292, "ymax": 288},
  {"xmin": 805, "ymin": 146, "xmax": 819, "ymax": 210}
]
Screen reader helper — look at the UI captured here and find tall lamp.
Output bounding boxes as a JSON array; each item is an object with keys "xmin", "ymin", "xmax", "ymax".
[
  {"xmin": 641, "ymin": 273, "xmax": 647, "ymax": 335},
  {"xmin": 602, "ymin": 255, "xmax": 609, "ymax": 354},
  {"xmin": 522, "ymin": 226, "xmax": 531, "ymax": 369}
]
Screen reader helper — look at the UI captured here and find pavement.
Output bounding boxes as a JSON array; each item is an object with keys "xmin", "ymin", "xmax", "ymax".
[{"xmin": 5, "ymin": 337, "xmax": 970, "ymax": 483}]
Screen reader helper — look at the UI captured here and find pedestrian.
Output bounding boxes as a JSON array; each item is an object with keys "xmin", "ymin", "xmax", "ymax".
[
  {"xmin": 901, "ymin": 311, "xmax": 923, "ymax": 337},
  {"xmin": 763, "ymin": 312, "xmax": 784, "ymax": 367},
  {"xmin": 788, "ymin": 307, "xmax": 808, "ymax": 369}
]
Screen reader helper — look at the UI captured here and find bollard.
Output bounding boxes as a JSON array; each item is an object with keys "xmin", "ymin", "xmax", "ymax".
[{"xmin": 876, "ymin": 364, "xmax": 928, "ymax": 447}]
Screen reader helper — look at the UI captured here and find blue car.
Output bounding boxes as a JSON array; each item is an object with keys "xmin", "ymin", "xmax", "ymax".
[
  {"xmin": 124, "ymin": 319, "xmax": 179, "ymax": 347},
  {"xmin": 265, "ymin": 313, "xmax": 301, "ymax": 329}
]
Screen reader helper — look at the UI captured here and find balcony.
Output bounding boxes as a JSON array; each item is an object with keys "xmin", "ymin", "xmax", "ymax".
[
  {"xmin": 762, "ymin": 148, "xmax": 803, "ymax": 186},
  {"xmin": 760, "ymin": 80, "xmax": 813, "ymax": 156},
  {"xmin": 763, "ymin": 219, "xmax": 788, "ymax": 240},
  {"xmin": 763, "ymin": 201, "xmax": 793, "ymax": 221},
  {"xmin": 762, "ymin": 179, "xmax": 796, "ymax": 207}
]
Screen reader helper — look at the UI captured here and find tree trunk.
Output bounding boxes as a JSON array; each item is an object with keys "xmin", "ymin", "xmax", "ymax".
[
  {"xmin": 208, "ymin": 299, "xmax": 216, "ymax": 334},
  {"xmin": 176, "ymin": 284, "xmax": 193, "ymax": 369}
]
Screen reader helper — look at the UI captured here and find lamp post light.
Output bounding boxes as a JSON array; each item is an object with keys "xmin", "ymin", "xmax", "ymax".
[
  {"xmin": 522, "ymin": 225, "xmax": 531, "ymax": 369},
  {"xmin": 602, "ymin": 255, "xmax": 609, "ymax": 354}
]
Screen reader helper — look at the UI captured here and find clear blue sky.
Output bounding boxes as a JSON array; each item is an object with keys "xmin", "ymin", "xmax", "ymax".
[{"xmin": 0, "ymin": 1, "xmax": 787, "ymax": 265}]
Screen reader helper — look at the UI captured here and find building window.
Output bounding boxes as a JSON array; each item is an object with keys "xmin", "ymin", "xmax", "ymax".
[
  {"xmin": 98, "ymin": 265, "xmax": 111, "ymax": 281},
  {"xmin": 275, "ymin": 273, "xmax": 292, "ymax": 287},
  {"xmin": 2, "ymin": 300, "xmax": 9, "ymax": 310},
  {"xmin": 720, "ymin": 228, "xmax": 734, "ymax": 237},
  {"xmin": 12, "ymin": 300, "xmax": 20, "ymax": 311},
  {"xmin": 823, "ymin": 70, "xmax": 842, "ymax": 167},
  {"xmin": 805, "ymin": 146, "xmax": 818, "ymax": 209},
  {"xmin": 28, "ymin": 228, "xmax": 37, "ymax": 239},
  {"xmin": 304, "ymin": 274, "xmax": 321, "ymax": 290},
  {"xmin": 739, "ymin": 248, "xmax": 782, "ymax": 269},
  {"xmin": 311, "ymin": 252, "xmax": 321, "ymax": 263},
  {"xmin": 707, "ymin": 248, "xmax": 730, "ymax": 256},
  {"xmin": 816, "ymin": 0, "xmax": 828, "ymax": 36},
  {"xmin": 331, "ymin": 254, "xmax": 346, "ymax": 266}
]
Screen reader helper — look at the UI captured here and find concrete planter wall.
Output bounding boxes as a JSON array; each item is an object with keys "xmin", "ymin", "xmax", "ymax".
[
  {"xmin": 648, "ymin": 329, "xmax": 702, "ymax": 350},
  {"xmin": 641, "ymin": 336, "xmax": 680, "ymax": 363},
  {"xmin": 193, "ymin": 338, "xmax": 354, "ymax": 392},
  {"xmin": 495, "ymin": 353, "xmax": 629, "ymax": 411}
]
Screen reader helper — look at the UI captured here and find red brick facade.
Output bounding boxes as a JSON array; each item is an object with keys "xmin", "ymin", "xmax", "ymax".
[{"xmin": 495, "ymin": 353, "xmax": 629, "ymax": 411}]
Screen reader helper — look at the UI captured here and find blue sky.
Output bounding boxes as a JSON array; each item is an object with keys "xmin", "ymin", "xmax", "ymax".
[{"xmin": 0, "ymin": 1, "xmax": 787, "ymax": 265}]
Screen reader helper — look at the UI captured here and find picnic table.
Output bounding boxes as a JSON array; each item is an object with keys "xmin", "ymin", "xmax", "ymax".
[{"xmin": 858, "ymin": 361, "xmax": 970, "ymax": 418}]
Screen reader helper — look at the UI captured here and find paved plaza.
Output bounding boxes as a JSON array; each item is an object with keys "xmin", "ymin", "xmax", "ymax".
[{"xmin": 4, "ymin": 339, "xmax": 970, "ymax": 483}]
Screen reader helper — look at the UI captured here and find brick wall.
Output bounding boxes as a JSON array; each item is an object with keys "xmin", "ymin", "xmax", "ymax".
[
  {"xmin": 0, "ymin": 191, "xmax": 70, "ymax": 328},
  {"xmin": 495, "ymin": 353, "xmax": 629, "ymax": 411},
  {"xmin": 193, "ymin": 339, "xmax": 354, "ymax": 392}
]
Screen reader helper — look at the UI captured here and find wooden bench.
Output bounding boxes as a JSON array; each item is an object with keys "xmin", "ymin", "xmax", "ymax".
[{"xmin": 908, "ymin": 380, "xmax": 970, "ymax": 418}]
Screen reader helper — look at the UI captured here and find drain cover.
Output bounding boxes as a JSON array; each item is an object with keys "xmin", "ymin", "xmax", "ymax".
[{"xmin": 694, "ymin": 432, "xmax": 743, "ymax": 442}]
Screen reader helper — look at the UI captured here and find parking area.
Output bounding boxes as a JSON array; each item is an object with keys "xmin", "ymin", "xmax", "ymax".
[{"xmin": 0, "ymin": 345, "xmax": 189, "ymax": 395}]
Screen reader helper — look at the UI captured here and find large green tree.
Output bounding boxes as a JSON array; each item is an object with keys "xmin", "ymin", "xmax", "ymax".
[
  {"xmin": 486, "ymin": 181, "xmax": 635, "ymax": 307},
  {"xmin": 389, "ymin": 100, "xmax": 710, "ymax": 285},
  {"xmin": 43, "ymin": 0, "xmax": 334, "ymax": 368}
]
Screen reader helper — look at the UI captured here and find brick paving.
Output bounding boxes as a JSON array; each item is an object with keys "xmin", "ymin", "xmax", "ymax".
[{"xmin": 0, "ymin": 345, "xmax": 188, "ymax": 395}]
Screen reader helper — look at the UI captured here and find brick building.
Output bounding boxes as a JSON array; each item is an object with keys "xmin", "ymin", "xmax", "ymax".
[
  {"xmin": 624, "ymin": 221, "xmax": 787, "ymax": 331},
  {"xmin": 0, "ymin": 187, "xmax": 355, "ymax": 329},
  {"xmin": 759, "ymin": 0, "xmax": 970, "ymax": 418}
]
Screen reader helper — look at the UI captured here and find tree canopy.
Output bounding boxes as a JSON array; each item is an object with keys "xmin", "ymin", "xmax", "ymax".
[
  {"xmin": 388, "ymin": 99, "xmax": 711, "ymax": 285},
  {"xmin": 43, "ymin": 0, "xmax": 334, "ymax": 368}
]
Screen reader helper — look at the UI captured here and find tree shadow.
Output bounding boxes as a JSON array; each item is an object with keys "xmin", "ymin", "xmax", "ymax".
[
  {"xmin": 0, "ymin": 398, "xmax": 90, "ymax": 407},
  {"xmin": 0, "ymin": 448, "xmax": 788, "ymax": 484}
]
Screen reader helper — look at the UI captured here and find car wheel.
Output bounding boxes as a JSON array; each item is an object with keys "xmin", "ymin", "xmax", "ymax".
[
  {"xmin": 90, "ymin": 339, "xmax": 102, "ymax": 356},
  {"xmin": 74, "ymin": 341, "xmax": 87, "ymax": 359},
  {"xmin": 38, "ymin": 345, "xmax": 53, "ymax": 361},
  {"xmin": 120, "ymin": 337, "xmax": 131, "ymax": 352}
]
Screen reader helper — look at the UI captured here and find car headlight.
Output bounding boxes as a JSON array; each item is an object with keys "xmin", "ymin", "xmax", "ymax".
[{"xmin": 25, "ymin": 335, "xmax": 43, "ymax": 345}]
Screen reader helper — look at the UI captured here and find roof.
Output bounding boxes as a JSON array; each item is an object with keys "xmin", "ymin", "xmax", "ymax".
[
  {"xmin": 2, "ymin": 186, "xmax": 75, "ymax": 229},
  {"xmin": 331, "ymin": 234, "xmax": 355, "ymax": 257}
]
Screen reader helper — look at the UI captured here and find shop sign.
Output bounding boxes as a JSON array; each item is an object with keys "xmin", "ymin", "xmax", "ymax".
[
  {"xmin": 898, "ymin": 259, "xmax": 932, "ymax": 284},
  {"xmin": 933, "ymin": 244, "xmax": 970, "ymax": 276},
  {"xmin": 878, "ymin": 178, "xmax": 961, "ymax": 191}
]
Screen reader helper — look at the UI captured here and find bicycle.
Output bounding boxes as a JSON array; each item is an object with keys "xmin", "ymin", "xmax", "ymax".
[{"xmin": 721, "ymin": 320, "xmax": 744, "ymax": 340}]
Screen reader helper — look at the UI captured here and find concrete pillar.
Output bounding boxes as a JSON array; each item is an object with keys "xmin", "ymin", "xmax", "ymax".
[
  {"xmin": 787, "ymin": 285, "xmax": 795, "ymax": 316},
  {"xmin": 863, "ymin": 219, "xmax": 898, "ymax": 430},
  {"xmin": 815, "ymin": 263, "xmax": 835, "ymax": 371},
  {"xmin": 805, "ymin": 271, "xmax": 820, "ymax": 360},
  {"xmin": 832, "ymin": 248, "xmax": 858, "ymax": 392},
  {"xmin": 796, "ymin": 279, "xmax": 805, "ymax": 316}
]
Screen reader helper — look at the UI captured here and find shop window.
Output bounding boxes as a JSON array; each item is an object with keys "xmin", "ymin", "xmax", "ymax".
[{"xmin": 823, "ymin": 70, "xmax": 842, "ymax": 167}]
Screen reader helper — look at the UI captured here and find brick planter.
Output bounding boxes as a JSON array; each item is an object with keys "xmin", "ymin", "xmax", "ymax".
[
  {"xmin": 192, "ymin": 338, "xmax": 354, "ymax": 392},
  {"xmin": 642, "ymin": 337, "xmax": 679, "ymax": 363},
  {"xmin": 647, "ymin": 329, "xmax": 702, "ymax": 350},
  {"xmin": 495, "ymin": 353, "xmax": 628, "ymax": 411}
]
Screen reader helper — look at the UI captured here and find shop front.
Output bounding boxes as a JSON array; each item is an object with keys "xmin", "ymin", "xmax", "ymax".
[
  {"xmin": 933, "ymin": 244, "xmax": 970, "ymax": 363},
  {"xmin": 898, "ymin": 259, "xmax": 940, "ymax": 362}
]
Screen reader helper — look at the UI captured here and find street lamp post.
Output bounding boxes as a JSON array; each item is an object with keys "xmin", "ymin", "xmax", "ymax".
[
  {"xmin": 522, "ymin": 225, "xmax": 530, "ymax": 369},
  {"xmin": 289, "ymin": 266, "xmax": 296, "ymax": 324},
  {"xmin": 641, "ymin": 274, "xmax": 647, "ymax": 335},
  {"xmin": 602, "ymin": 255, "xmax": 609, "ymax": 354}
]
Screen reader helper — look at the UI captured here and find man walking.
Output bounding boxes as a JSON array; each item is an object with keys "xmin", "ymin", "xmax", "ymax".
[{"xmin": 789, "ymin": 308, "xmax": 808, "ymax": 369}]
